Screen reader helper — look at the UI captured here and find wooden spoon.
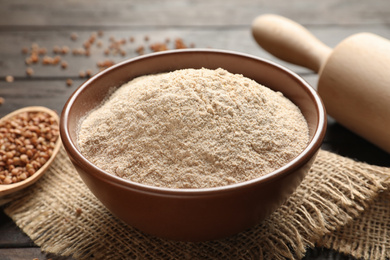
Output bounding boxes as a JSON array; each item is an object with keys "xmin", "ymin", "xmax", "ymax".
[{"xmin": 0, "ymin": 106, "xmax": 61, "ymax": 201}]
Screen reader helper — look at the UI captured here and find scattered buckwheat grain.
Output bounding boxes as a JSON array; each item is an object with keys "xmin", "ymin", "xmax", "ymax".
[{"xmin": 5, "ymin": 76, "xmax": 14, "ymax": 83}]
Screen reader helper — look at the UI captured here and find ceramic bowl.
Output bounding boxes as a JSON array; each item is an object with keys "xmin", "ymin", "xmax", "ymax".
[{"xmin": 60, "ymin": 49, "xmax": 326, "ymax": 241}]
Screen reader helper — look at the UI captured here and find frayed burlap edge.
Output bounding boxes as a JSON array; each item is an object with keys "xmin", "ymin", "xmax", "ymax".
[
  {"xmin": 320, "ymin": 190, "xmax": 390, "ymax": 260},
  {"xmin": 4, "ymin": 147, "xmax": 390, "ymax": 260}
]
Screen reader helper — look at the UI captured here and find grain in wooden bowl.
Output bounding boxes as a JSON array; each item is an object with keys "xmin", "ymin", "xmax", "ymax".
[{"xmin": 0, "ymin": 106, "xmax": 61, "ymax": 203}]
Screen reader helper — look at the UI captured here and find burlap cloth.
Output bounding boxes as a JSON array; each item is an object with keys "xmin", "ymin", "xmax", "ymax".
[{"xmin": 4, "ymin": 145, "xmax": 390, "ymax": 259}]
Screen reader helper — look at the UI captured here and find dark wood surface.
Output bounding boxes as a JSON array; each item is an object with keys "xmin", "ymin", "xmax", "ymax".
[{"xmin": 1, "ymin": 1, "xmax": 390, "ymax": 259}]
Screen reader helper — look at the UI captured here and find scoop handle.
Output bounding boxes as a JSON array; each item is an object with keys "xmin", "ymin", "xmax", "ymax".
[{"xmin": 252, "ymin": 14, "xmax": 332, "ymax": 72}]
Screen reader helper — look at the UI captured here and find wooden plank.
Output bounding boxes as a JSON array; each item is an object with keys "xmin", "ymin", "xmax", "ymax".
[
  {"xmin": 303, "ymin": 247, "xmax": 356, "ymax": 260},
  {"xmin": 0, "ymin": 0, "xmax": 390, "ymax": 27},
  {"xmin": 0, "ymin": 210, "xmax": 34, "ymax": 247},
  {"xmin": 0, "ymin": 79, "xmax": 83, "ymax": 118},
  {"xmin": 0, "ymin": 247, "xmax": 73, "ymax": 260},
  {"xmin": 0, "ymin": 28, "xmax": 308, "ymax": 78},
  {"xmin": 2, "ymin": 25, "xmax": 390, "ymax": 79},
  {"xmin": 321, "ymin": 120, "xmax": 390, "ymax": 167}
]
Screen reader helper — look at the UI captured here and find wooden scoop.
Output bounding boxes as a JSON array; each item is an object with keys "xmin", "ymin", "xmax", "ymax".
[
  {"xmin": 252, "ymin": 14, "xmax": 390, "ymax": 153},
  {"xmin": 0, "ymin": 106, "xmax": 61, "ymax": 202}
]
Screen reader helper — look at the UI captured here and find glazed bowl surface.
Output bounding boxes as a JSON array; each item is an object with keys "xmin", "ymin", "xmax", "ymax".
[{"xmin": 60, "ymin": 49, "xmax": 326, "ymax": 241}]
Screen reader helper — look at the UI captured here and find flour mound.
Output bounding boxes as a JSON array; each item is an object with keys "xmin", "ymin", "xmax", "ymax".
[{"xmin": 78, "ymin": 68, "xmax": 309, "ymax": 189}]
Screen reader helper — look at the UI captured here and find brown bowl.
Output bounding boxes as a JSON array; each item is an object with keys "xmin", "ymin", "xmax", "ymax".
[{"xmin": 60, "ymin": 49, "xmax": 326, "ymax": 242}]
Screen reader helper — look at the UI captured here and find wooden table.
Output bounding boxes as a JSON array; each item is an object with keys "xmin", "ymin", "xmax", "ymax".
[{"xmin": 1, "ymin": 1, "xmax": 389, "ymax": 259}]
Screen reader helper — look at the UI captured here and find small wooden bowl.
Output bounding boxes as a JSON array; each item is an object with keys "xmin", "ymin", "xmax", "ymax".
[{"xmin": 0, "ymin": 106, "xmax": 61, "ymax": 203}]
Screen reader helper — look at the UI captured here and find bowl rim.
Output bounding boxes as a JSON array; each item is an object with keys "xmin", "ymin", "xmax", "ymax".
[{"xmin": 60, "ymin": 48, "xmax": 326, "ymax": 196}]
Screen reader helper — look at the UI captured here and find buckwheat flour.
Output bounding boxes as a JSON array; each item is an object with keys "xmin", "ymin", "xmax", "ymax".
[{"xmin": 77, "ymin": 68, "xmax": 309, "ymax": 189}]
